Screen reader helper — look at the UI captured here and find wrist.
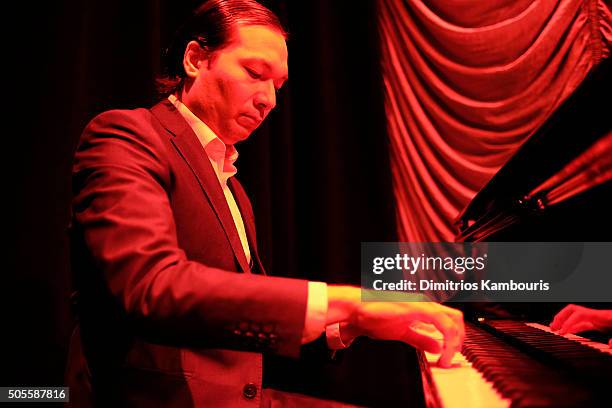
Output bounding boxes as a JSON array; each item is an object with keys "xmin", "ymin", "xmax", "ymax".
[{"xmin": 326, "ymin": 285, "xmax": 361, "ymax": 328}]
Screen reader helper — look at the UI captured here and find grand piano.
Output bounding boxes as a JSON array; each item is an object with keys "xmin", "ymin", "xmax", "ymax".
[
  {"xmin": 420, "ymin": 58, "xmax": 611, "ymax": 407},
  {"xmin": 263, "ymin": 60, "xmax": 610, "ymax": 408}
]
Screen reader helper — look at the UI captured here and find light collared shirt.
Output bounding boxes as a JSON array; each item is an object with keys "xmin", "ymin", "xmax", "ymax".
[{"xmin": 168, "ymin": 94, "xmax": 331, "ymax": 344}]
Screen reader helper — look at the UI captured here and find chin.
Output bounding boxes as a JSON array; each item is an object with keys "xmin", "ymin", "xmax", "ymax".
[
  {"xmin": 232, "ymin": 126, "xmax": 254, "ymax": 143},
  {"xmin": 216, "ymin": 127, "xmax": 244, "ymax": 145}
]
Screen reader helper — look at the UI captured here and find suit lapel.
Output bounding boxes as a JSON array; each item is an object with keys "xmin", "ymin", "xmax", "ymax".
[
  {"xmin": 151, "ymin": 100, "xmax": 252, "ymax": 274},
  {"xmin": 229, "ymin": 178, "xmax": 267, "ymax": 275}
]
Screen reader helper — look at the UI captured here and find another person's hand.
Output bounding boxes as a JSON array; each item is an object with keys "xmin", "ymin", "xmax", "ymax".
[
  {"xmin": 550, "ymin": 304, "xmax": 612, "ymax": 347},
  {"xmin": 328, "ymin": 286, "xmax": 464, "ymax": 368}
]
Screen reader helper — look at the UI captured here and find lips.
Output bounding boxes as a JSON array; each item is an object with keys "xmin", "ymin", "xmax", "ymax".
[{"xmin": 237, "ymin": 114, "xmax": 260, "ymax": 128}]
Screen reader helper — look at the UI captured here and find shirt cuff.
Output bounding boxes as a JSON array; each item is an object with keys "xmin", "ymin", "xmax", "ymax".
[{"xmin": 301, "ymin": 282, "xmax": 328, "ymax": 344}]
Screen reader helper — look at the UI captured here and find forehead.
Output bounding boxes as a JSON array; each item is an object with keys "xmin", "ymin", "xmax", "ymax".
[{"xmin": 224, "ymin": 25, "xmax": 288, "ymax": 75}]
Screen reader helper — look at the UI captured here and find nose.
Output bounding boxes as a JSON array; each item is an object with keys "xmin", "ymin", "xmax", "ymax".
[{"xmin": 253, "ymin": 80, "xmax": 276, "ymax": 115}]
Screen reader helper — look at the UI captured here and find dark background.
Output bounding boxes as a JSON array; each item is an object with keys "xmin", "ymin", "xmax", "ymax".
[
  {"xmin": 4, "ymin": 1, "xmax": 611, "ymax": 405},
  {"xmin": 5, "ymin": 0, "xmax": 420, "ymax": 405}
]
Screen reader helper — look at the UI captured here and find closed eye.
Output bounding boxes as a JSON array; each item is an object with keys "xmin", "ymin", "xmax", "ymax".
[{"xmin": 245, "ymin": 67, "xmax": 261, "ymax": 79}]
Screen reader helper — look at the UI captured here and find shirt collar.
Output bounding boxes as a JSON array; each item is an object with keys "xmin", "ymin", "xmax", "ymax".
[{"xmin": 168, "ymin": 94, "xmax": 238, "ymax": 183}]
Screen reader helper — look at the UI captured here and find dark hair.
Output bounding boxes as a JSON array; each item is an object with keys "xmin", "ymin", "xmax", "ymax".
[{"xmin": 156, "ymin": 0, "xmax": 287, "ymax": 97}]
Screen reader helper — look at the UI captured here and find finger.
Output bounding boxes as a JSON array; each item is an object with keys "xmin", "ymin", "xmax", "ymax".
[
  {"xmin": 558, "ymin": 320, "xmax": 593, "ymax": 335},
  {"xmin": 442, "ymin": 307, "xmax": 465, "ymax": 352},
  {"xmin": 550, "ymin": 304, "xmax": 577, "ymax": 330},
  {"xmin": 404, "ymin": 329, "xmax": 442, "ymax": 354},
  {"xmin": 558, "ymin": 311, "xmax": 589, "ymax": 335},
  {"xmin": 410, "ymin": 322, "xmax": 440, "ymax": 335},
  {"xmin": 608, "ymin": 338, "xmax": 611, "ymax": 348},
  {"xmin": 449, "ymin": 309, "xmax": 465, "ymax": 350},
  {"xmin": 411, "ymin": 304, "xmax": 463, "ymax": 367},
  {"xmin": 427, "ymin": 312, "xmax": 461, "ymax": 368}
]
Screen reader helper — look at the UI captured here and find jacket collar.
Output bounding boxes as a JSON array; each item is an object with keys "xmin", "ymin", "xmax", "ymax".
[
  {"xmin": 150, "ymin": 99, "xmax": 252, "ymax": 274},
  {"xmin": 228, "ymin": 178, "xmax": 267, "ymax": 275}
]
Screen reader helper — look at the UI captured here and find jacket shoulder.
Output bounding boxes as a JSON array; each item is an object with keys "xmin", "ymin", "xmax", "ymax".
[
  {"xmin": 82, "ymin": 107, "xmax": 157, "ymax": 140},
  {"xmin": 75, "ymin": 106, "xmax": 171, "ymax": 175}
]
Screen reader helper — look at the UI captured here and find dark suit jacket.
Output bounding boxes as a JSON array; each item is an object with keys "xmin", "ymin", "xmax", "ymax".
[{"xmin": 66, "ymin": 99, "xmax": 309, "ymax": 407}]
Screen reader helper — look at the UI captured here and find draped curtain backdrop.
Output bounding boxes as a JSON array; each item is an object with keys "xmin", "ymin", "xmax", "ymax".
[{"xmin": 378, "ymin": 0, "xmax": 612, "ymax": 242}]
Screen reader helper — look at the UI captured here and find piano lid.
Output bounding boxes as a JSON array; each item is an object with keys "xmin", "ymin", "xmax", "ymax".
[{"xmin": 456, "ymin": 58, "xmax": 611, "ymax": 242}]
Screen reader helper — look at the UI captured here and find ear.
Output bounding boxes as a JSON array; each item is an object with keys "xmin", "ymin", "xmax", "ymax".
[{"xmin": 182, "ymin": 40, "xmax": 209, "ymax": 79}]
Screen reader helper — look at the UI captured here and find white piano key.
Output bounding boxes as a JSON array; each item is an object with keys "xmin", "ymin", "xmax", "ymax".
[
  {"xmin": 422, "ymin": 321, "xmax": 611, "ymax": 407},
  {"xmin": 424, "ymin": 350, "xmax": 510, "ymax": 408}
]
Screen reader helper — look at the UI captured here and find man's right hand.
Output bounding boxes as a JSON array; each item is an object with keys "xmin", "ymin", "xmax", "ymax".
[{"xmin": 327, "ymin": 286, "xmax": 464, "ymax": 368}]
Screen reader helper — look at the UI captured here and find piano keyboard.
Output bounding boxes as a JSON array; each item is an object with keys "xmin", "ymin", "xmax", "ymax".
[{"xmin": 419, "ymin": 320, "xmax": 612, "ymax": 408}]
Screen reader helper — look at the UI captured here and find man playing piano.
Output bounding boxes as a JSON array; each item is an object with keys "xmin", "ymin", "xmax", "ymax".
[{"xmin": 65, "ymin": 0, "xmax": 465, "ymax": 406}]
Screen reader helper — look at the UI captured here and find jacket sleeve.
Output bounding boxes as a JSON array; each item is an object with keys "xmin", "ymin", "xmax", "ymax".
[{"xmin": 72, "ymin": 109, "xmax": 308, "ymax": 357}]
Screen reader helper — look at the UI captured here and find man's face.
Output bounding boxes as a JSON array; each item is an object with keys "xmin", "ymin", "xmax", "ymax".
[{"xmin": 184, "ymin": 25, "xmax": 288, "ymax": 145}]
